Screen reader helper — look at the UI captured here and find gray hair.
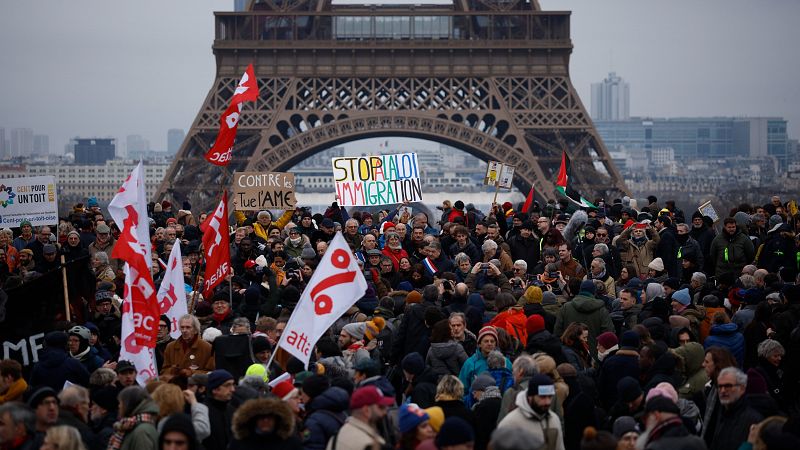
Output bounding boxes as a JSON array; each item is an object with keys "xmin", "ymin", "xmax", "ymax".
[
  {"xmin": 454, "ymin": 252, "xmax": 471, "ymax": 266},
  {"xmin": 232, "ymin": 317, "xmax": 251, "ymax": 332},
  {"xmin": 676, "ymin": 223, "xmax": 690, "ymax": 233},
  {"xmin": 512, "ymin": 354, "xmax": 538, "ymax": 378},
  {"xmin": 753, "ymin": 269, "xmax": 768, "ymax": 284},
  {"xmin": 93, "ymin": 251, "xmax": 109, "ymax": 265},
  {"xmin": 718, "ymin": 367, "xmax": 747, "ymax": 386},
  {"xmin": 757, "ymin": 339, "xmax": 785, "ymax": 359},
  {"xmin": 179, "ymin": 314, "xmax": 201, "ymax": 334},
  {"xmin": 691, "ymin": 272, "xmax": 707, "ymax": 284},
  {"xmin": 449, "ymin": 312, "xmax": 466, "ymax": 324},
  {"xmin": 89, "ymin": 368, "xmax": 117, "ymax": 387},
  {"xmin": 593, "ymin": 243, "xmax": 609, "ymax": 255},
  {"xmin": 257, "ymin": 210, "xmax": 271, "ymax": 219},
  {"xmin": 487, "ymin": 350, "xmax": 506, "ymax": 370},
  {"xmin": 739, "ymin": 274, "xmax": 755, "ymax": 289},
  {"xmin": 0, "ymin": 403, "xmax": 35, "ymax": 435},
  {"xmin": 592, "ymin": 257, "xmax": 606, "ymax": 270},
  {"xmin": 58, "ymin": 385, "xmax": 89, "ymax": 409},
  {"xmin": 482, "ymin": 239, "xmax": 498, "ymax": 252},
  {"xmin": 513, "ymin": 259, "xmax": 528, "ymax": 270}
]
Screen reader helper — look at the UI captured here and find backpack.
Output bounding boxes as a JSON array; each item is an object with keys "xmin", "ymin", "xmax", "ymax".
[{"xmin": 489, "ymin": 308, "xmax": 528, "ymax": 347}]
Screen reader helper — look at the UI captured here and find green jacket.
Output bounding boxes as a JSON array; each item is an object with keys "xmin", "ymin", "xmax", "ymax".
[
  {"xmin": 120, "ymin": 400, "xmax": 159, "ymax": 450},
  {"xmin": 553, "ymin": 292, "xmax": 614, "ymax": 355},
  {"xmin": 709, "ymin": 229, "xmax": 755, "ymax": 278},
  {"xmin": 674, "ymin": 342, "xmax": 708, "ymax": 400}
]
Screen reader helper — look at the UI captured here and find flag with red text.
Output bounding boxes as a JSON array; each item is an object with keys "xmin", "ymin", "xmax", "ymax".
[
  {"xmin": 273, "ymin": 232, "xmax": 367, "ymax": 367},
  {"xmin": 120, "ymin": 266, "xmax": 158, "ymax": 385},
  {"xmin": 200, "ymin": 192, "xmax": 231, "ymax": 298},
  {"xmin": 204, "ymin": 64, "xmax": 259, "ymax": 165},
  {"xmin": 109, "ymin": 162, "xmax": 160, "ymax": 349},
  {"xmin": 157, "ymin": 240, "xmax": 188, "ymax": 340}
]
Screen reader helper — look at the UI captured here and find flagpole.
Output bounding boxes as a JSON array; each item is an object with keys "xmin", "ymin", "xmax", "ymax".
[{"xmin": 60, "ymin": 255, "xmax": 71, "ymax": 322}]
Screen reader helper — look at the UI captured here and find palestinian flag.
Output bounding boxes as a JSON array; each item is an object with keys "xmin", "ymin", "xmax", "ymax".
[{"xmin": 555, "ymin": 151, "xmax": 596, "ymax": 208}]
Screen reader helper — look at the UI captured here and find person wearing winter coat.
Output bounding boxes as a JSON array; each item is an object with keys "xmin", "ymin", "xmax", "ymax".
[
  {"xmin": 301, "ymin": 386, "xmax": 349, "ymax": 450},
  {"xmin": 553, "ymin": 280, "xmax": 614, "ymax": 357},
  {"xmin": 707, "ymin": 368, "xmax": 764, "ymax": 450},
  {"xmin": 458, "ymin": 327, "xmax": 512, "ymax": 393},
  {"xmin": 639, "ymin": 395, "xmax": 706, "ymax": 450},
  {"xmin": 229, "ymin": 397, "xmax": 302, "ymax": 450},
  {"xmin": 525, "ymin": 315, "xmax": 567, "ymax": 364},
  {"xmin": 703, "ymin": 312, "xmax": 745, "ymax": 367},
  {"xmin": 497, "ymin": 374, "xmax": 566, "ymax": 450},
  {"xmin": 426, "ymin": 320, "xmax": 468, "ymax": 378},
  {"xmin": 558, "ymin": 364, "xmax": 598, "ymax": 450},
  {"xmin": 755, "ymin": 223, "xmax": 795, "ymax": 273},
  {"xmin": 469, "ymin": 374, "xmax": 503, "ymax": 450},
  {"xmin": 596, "ymin": 331, "xmax": 641, "ymax": 410},
  {"xmin": 708, "ymin": 218, "xmax": 755, "ymax": 278},
  {"xmin": 616, "ymin": 223, "xmax": 660, "ymax": 281},
  {"xmin": 30, "ymin": 331, "xmax": 90, "ymax": 391},
  {"xmin": 109, "ymin": 387, "xmax": 159, "ymax": 450},
  {"xmin": 402, "ymin": 353, "xmax": 439, "ymax": 408}
]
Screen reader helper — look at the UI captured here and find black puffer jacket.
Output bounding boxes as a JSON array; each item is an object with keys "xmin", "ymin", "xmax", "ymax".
[{"xmin": 302, "ymin": 387, "xmax": 349, "ymax": 450}]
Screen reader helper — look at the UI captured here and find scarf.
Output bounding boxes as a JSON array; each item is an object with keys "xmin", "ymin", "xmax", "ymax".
[
  {"xmin": 644, "ymin": 416, "xmax": 683, "ymax": 446},
  {"xmin": 632, "ymin": 235, "xmax": 648, "ymax": 246},
  {"xmin": 212, "ymin": 309, "xmax": 231, "ymax": 325},
  {"xmin": 108, "ymin": 412, "xmax": 157, "ymax": 450}
]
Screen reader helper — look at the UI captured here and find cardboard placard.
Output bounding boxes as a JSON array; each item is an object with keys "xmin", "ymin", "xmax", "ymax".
[{"xmin": 233, "ymin": 172, "xmax": 296, "ymax": 210}]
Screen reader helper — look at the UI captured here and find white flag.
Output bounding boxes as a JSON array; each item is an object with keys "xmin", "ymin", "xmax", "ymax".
[
  {"xmin": 157, "ymin": 239, "xmax": 188, "ymax": 340},
  {"xmin": 120, "ymin": 264, "xmax": 158, "ymax": 385},
  {"xmin": 274, "ymin": 232, "xmax": 367, "ymax": 367}
]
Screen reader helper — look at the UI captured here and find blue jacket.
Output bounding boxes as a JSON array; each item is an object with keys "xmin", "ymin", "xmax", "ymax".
[
  {"xmin": 302, "ymin": 387, "xmax": 348, "ymax": 450},
  {"xmin": 458, "ymin": 351, "xmax": 511, "ymax": 393},
  {"xmin": 704, "ymin": 323, "xmax": 745, "ymax": 367}
]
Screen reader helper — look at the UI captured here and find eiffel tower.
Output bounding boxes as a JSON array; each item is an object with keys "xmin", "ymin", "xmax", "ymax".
[{"xmin": 155, "ymin": 0, "xmax": 629, "ymax": 211}]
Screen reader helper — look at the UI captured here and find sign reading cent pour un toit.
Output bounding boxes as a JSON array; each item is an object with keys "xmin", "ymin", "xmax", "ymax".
[{"xmin": 233, "ymin": 171, "xmax": 297, "ymax": 210}]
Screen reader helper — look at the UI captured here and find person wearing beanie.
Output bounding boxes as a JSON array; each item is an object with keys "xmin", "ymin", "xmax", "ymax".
[
  {"xmin": 524, "ymin": 315, "xmax": 567, "ymax": 365},
  {"xmin": 670, "ymin": 288, "xmax": 691, "ymax": 313},
  {"xmin": 640, "ymin": 395, "xmax": 705, "ymax": 449},
  {"xmin": 397, "ymin": 403, "xmax": 434, "ymax": 450},
  {"xmin": 604, "ymin": 376, "xmax": 645, "ymax": 429},
  {"xmin": 497, "ymin": 374, "xmax": 564, "ymax": 450},
  {"xmin": 612, "ymin": 416, "xmax": 639, "ymax": 449},
  {"xmin": 338, "ymin": 321, "xmax": 375, "ymax": 372},
  {"xmin": 435, "ymin": 416, "xmax": 475, "ymax": 449},
  {"xmin": 596, "ymin": 331, "xmax": 641, "ymax": 410},
  {"xmin": 93, "ymin": 288, "xmax": 122, "ymax": 353},
  {"xmin": 159, "ymin": 413, "xmax": 199, "ymax": 450},
  {"xmin": 553, "ymin": 278, "xmax": 614, "ymax": 359},
  {"xmin": 26, "ymin": 386, "xmax": 60, "ymax": 432},
  {"xmin": 459, "ymin": 326, "xmax": 511, "ymax": 394},
  {"xmin": 402, "ymin": 352, "xmax": 438, "ymax": 408},
  {"xmin": 470, "ymin": 372, "xmax": 503, "ymax": 450},
  {"xmin": 519, "ymin": 286, "xmax": 556, "ymax": 329},
  {"xmin": 423, "ymin": 406, "xmax": 445, "ymax": 433},
  {"xmin": 203, "ymin": 370, "xmax": 236, "ymax": 450},
  {"xmin": 596, "ymin": 331, "xmax": 619, "ymax": 362},
  {"xmin": 646, "ymin": 257, "xmax": 667, "ymax": 282}
]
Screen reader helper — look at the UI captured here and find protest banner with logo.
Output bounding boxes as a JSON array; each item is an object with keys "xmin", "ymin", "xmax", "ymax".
[
  {"xmin": 157, "ymin": 240, "xmax": 189, "ymax": 340},
  {"xmin": 332, "ymin": 153, "xmax": 423, "ymax": 207},
  {"xmin": 272, "ymin": 232, "xmax": 367, "ymax": 368},
  {"xmin": 201, "ymin": 192, "xmax": 231, "ymax": 298},
  {"xmin": 233, "ymin": 171, "xmax": 296, "ymax": 210},
  {"xmin": 0, "ymin": 176, "xmax": 58, "ymax": 227}
]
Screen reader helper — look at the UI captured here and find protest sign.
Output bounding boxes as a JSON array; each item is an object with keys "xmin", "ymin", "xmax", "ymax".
[
  {"xmin": 698, "ymin": 201, "xmax": 719, "ymax": 223},
  {"xmin": 0, "ymin": 176, "xmax": 58, "ymax": 227},
  {"xmin": 484, "ymin": 161, "xmax": 515, "ymax": 189},
  {"xmin": 332, "ymin": 153, "xmax": 423, "ymax": 207},
  {"xmin": 233, "ymin": 171, "xmax": 296, "ymax": 210}
]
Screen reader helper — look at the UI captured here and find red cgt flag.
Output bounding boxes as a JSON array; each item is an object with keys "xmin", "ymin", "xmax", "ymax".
[
  {"xmin": 200, "ymin": 192, "xmax": 231, "ymax": 298},
  {"xmin": 204, "ymin": 64, "xmax": 259, "ymax": 166}
]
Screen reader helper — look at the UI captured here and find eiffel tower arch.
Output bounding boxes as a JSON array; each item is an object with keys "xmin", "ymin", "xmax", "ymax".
[{"xmin": 156, "ymin": 0, "xmax": 629, "ymax": 212}]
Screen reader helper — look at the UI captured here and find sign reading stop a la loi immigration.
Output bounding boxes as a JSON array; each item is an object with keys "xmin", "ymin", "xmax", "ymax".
[{"xmin": 274, "ymin": 232, "xmax": 367, "ymax": 367}]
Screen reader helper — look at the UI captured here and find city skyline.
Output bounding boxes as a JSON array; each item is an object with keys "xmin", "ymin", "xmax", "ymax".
[{"xmin": 1, "ymin": 0, "xmax": 798, "ymax": 155}]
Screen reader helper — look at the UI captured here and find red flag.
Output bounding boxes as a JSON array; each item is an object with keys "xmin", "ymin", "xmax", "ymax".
[
  {"xmin": 204, "ymin": 64, "xmax": 259, "ymax": 166},
  {"xmin": 522, "ymin": 186, "xmax": 535, "ymax": 213},
  {"xmin": 108, "ymin": 162, "xmax": 160, "ymax": 349},
  {"xmin": 200, "ymin": 192, "xmax": 231, "ymax": 298}
]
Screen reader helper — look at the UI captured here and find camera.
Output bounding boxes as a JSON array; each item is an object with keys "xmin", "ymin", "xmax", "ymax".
[
  {"xmin": 287, "ymin": 269, "xmax": 301, "ymax": 280},
  {"xmin": 548, "ymin": 271, "xmax": 560, "ymax": 279},
  {"xmin": 481, "ymin": 263, "xmax": 489, "ymax": 271}
]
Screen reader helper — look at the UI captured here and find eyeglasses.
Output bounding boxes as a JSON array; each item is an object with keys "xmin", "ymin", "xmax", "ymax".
[
  {"xmin": 596, "ymin": 233, "xmax": 608, "ymax": 237},
  {"xmin": 717, "ymin": 383, "xmax": 742, "ymax": 390},
  {"xmin": 514, "ymin": 268, "xmax": 524, "ymax": 272}
]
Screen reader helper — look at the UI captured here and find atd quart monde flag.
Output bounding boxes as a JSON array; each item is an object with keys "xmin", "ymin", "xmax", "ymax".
[{"xmin": 275, "ymin": 232, "xmax": 367, "ymax": 367}]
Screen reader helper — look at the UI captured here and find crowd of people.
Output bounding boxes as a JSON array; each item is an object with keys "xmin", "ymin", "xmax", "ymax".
[{"xmin": 1, "ymin": 192, "xmax": 800, "ymax": 450}]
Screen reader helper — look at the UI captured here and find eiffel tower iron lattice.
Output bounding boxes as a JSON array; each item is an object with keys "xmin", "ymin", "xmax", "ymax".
[{"xmin": 155, "ymin": 0, "xmax": 629, "ymax": 212}]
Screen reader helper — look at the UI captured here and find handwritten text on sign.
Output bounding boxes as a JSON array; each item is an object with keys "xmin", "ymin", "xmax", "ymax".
[
  {"xmin": 233, "ymin": 172, "xmax": 297, "ymax": 210},
  {"xmin": 332, "ymin": 153, "xmax": 423, "ymax": 206}
]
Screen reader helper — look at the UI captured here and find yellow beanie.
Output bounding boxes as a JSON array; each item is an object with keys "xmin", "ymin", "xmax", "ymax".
[{"xmin": 424, "ymin": 406, "xmax": 445, "ymax": 432}]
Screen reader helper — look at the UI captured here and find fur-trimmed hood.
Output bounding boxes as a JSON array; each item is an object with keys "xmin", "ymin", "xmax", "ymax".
[
  {"xmin": 232, "ymin": 397, "xmax": 295, "ymax": 441},
  {"xmin": 563, "ymin": 210, "xmax": 588, "ymax": 244}
]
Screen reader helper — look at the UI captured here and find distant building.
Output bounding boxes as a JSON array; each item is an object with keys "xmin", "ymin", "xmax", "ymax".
[
  {"xmin": 10, "ymin": 128, "xmax": 33, "ymax": 158},
  {"xmin": 33, "ymin": 134, "xmax": 49, "ymax": 155},
  {"xmin": 595, "ymin": 117, "xmax": 791, "ymax": 169},
  {"xmin": 74, "ymin": 138, "xmax": 116, "ymax": 165},
  {"xmin": 591, "ymin": 72, "xmax": 630, "ymax": 121},
  {"xmin": 126, "ymin": 135, "xmax": 150, "ymax": 158},
  {"xmin": 234, "ymin": 0, "xmax": 249, "ymax": 11},
  {"xmin": 1, "ymin": 159, "xmax": 170, "ymax": 205},
  {"xmin": 167, "ymin": 129, "xmax": 185, "ymax": 155}
]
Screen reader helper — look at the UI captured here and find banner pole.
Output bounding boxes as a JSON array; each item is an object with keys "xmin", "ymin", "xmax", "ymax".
[{"xmin": 60, "ymin": 255, "xmax": 71, "ymax": 322}]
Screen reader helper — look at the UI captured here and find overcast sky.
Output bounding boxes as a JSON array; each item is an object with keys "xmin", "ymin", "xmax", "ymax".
[{"xmin": 1, "ymin": 0, "xmax": 797, "ymax": 154}]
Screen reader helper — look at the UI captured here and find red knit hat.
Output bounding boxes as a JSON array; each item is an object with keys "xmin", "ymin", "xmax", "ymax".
[
  {"xmin": 271, "ymin": 379, "xmax": 298, "ymax": 400},
  {"xmin": 477, "ymin": 326, "xmax": 498, "ymax": 344},
  {"xmin": 526, "ymin": 314, "xmax": 546, "ymax": 335},
  {"xmin": 597, "ymin": 331, "xmax": 619, "ymax": 350}
]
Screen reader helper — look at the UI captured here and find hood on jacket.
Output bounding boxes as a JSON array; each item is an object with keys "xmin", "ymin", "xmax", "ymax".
[
  {"xmin": 674, "ymin": 342, "xmax": 704, "ymax": 375},
  {"xmin": 37, "ymin": 348, "xmax": 69, "ymax": 368},
  {"xmin": 309, "ymin": 386, "xmax": 349, "ymax": 413},
  {"xmin": 232, "ymin": 397, "xmax": 295, "ymax": 441},
  {"xmin": 130, "ymin": 399, "xmax": 160, "ymax": 417},
  {"xmin": 711, "ymin": 322, "xmax": 739, "ymax": 335},
  {"xmin": 570, "ymin": 294, "xmax": 606, "ymax": 314},
  {"xmin": 513, "ymin": 390, "xmax": 547, "ymax": 421},
  {"xmin": 429, "ymin": 341, "xmax": 461, "ymax": 357}
]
